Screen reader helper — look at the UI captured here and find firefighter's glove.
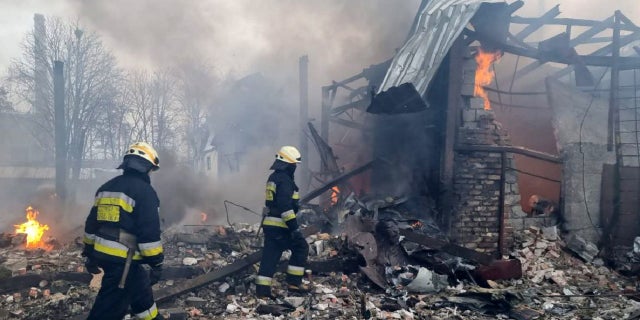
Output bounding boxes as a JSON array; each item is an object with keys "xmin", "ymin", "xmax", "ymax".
[
  {"xmin": 149, "ymin": 264, "xmax": 163, "ymax": 286},
  {"xmin": 83, "ymin": 257, "xmax": 101, "ymax": 275},
  {"xmin": 291, "ymin": 229, "xmax": 305, "ymax": 242}
]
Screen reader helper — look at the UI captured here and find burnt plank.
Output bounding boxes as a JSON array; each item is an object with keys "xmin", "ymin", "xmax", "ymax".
[
  {"xmin": 154, "ymin": 226, "xmax": 319, "ymax": 303},
  {"xmin": 513, "ymin": 5, "xmax": 560, "ymax": 40},
  {"xmin": 0, "ymin": 272, "xmax": 91, "ymax": 294},
  {"xmin": 399, "ymin": 229, "xmax": 494, "ymax": 266},
  {"xmin": 155, "ymin": 251, "xmax": 262, "ymax": 303}
]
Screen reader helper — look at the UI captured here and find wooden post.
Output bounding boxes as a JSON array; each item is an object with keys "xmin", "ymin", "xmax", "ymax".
[
  {"xmin": 299, "ymin": 55, "xmax": 309, "ymax": 191},
  {"xmin": 441, "ymin": 37, "xmax": 464, "ymax": 231},
  {"xmin": 53, "ymin": 61, "xmax": 67, "ymax": 201}
]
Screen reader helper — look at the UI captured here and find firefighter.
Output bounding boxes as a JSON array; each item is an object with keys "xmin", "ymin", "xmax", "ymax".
[
  {"xmin": 256, "ymin": 146, "xmax": 310, "ymax": 298},
  {"xmin": 82, "ymin": 142, "xmax": 164, "ymax": 320}
]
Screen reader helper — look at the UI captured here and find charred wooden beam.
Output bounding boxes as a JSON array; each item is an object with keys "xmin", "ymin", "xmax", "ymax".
[
  {"xmin": 455, "ymin": 144, "xmax": 561, "ymax": 163},
  {"xmin": 308, "ymin": 122, "xmax": 341, "ymax": 176},
  {"xmin": 154, "ymin": 226, "xmax": 319, "ymax": 303},
  {"xmin": 277, "ymin": 256, "xmax": 361, "ymax": 274},
  {"xmin": 329, "ymin": 116, "xmax": 369, "ymax": 131},
  {"xmin": 513, "ymin": 5, "xmax": 560, "ymax": 40},
  {"xmin": 0, "ymin": 272, "xmax": 91, "ymax": 294},
  {"xmin": 442, "ymin": 37, "xmax": 464, "ymax": 230},
  {"xmin": 512, "ymin": 16, "xmax": 640, "ymax": 32},
  {"xmin": 399, "ymin": 229, "xmax": 495, "ymax": 266},
  {"xmin": 515, "ymin": 17, "xmax": 614, "ymax": 79},
  {"xmin": 300, "ymin": 159, "xmax": 376, "ymax": 204},
  {"xmin": 155, "ymin": 251, "xmax": 262, "ymax": 303},
  {"xmin": 466, "ymin": 28, "xmax": 640, "ymax": 70},
  {"xmin": 553, "ymin": 31, "xmax": 640, "ymax": 79},
  {"xmin": 330, "ymin": 98, "xmax": 369, "ymax": 116}
]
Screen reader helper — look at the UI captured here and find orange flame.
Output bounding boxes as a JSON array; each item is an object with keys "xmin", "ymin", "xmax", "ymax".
[
  {"xmin": 474, "ymin": 48, "xmax": 502, "ymax": 110},
  {"xmin": 14, "ymin": 206, "xmax": 49, "ymax": 249},
  {"xmin": 330, "ymin": 186, "xmax": 340, "ymax": 205},
  {"xmin": 200, "ymin": 212, "xmax": 207, "ymax": 223}
]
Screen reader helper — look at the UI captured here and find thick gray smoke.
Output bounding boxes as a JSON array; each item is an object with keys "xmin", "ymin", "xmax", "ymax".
[
  {"xmin": 63, "ymin": 0, "xmax": 422, "ymax": 227},
  {"xmin": 69, "ymin": 0, "xmax": 421, "ymax": 102},
  {"xmin": 0, "ymin": 1, "xmax": 421, "ymax": 232}
]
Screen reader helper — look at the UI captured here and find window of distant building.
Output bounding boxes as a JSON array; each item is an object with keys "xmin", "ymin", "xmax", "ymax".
[{"xmin": 206, "ymin": 155, "xmax": 211, "ymax": 171}]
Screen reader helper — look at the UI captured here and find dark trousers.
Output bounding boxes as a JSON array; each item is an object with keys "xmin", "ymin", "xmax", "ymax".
[
  {"xmin": 256, "ymin": 231, "xmax": 309, "ymax": 295},
  {"xmin": 87, "ymin": 262, "xmax": 159, "ymax": 320}
]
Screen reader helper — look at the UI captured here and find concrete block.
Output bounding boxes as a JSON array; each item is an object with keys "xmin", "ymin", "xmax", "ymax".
[
  {"xmin": 461, "ymin": 83, "xmax": 475, "ymax": 96},
  {"xmin": 504, "ymin": 194, "xmax": 520, "ymax": 206},
  {"xmin": 462, "ymin": 109, "xmax": 477, "ymax": 123},
  {"xmin": 476, "ymin": 109, "xmax": 495, "ymax": 120},
  {"xmin": 511, "ymin": 204, "xmax": 529, "ymax": 218},
  {"xmin": 506, "ymin": 218, "xmax": 524, "ymax": 231},
  {"xmin": 469, "ymin": 97, "xmax": 485, "ymax": 109},
  {"xmin": 463, "ymin": 70, "xmax": 476, "ymax": 84}
]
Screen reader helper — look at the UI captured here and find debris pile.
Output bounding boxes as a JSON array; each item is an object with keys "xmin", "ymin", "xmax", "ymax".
[{"xmin": 1, "ymin": 216, "xmax": 640, "ymax": 319}]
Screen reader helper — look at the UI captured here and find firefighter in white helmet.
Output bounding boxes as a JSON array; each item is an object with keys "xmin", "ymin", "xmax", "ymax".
[
  {"xmin": 256, "ymin": 146, "xmax": 310, "ymax": 298},
  {"xmin": 83, "ymin": 142, "xmax": 164, "ymax": 320}
]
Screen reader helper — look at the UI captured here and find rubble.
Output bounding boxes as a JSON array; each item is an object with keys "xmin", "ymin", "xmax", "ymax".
[{"xmin": 0, "ymin": 209, "xmax": 638, "ymax": 320}]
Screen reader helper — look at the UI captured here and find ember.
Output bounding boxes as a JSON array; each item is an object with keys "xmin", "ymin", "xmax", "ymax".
[
  {"xmin": 473, "ymin": 47, "xmax": 501, "ymax": 110},
  {"xmin": 409, "ymin": 220, "xmax": 423, "ymax": 229},
  {"xmin": 330, "ymin": 186, "xmax": 340, "ymax": 205},
  {"xmin": 200, "ymin": 212, "xmax": 208, "ymax": 223},
  {"xmin": 14, "ymin": 206, "xmax": 49, "ymax": 249}
]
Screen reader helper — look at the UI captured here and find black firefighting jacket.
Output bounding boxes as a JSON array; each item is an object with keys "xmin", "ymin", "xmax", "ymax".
[
  {"xmin": 263, "ymin": 161, "xmax": 300, "ymax": 233},
  {"xmin": 83, "ymin": 170, "xmax": 164, "ymax": 266}
]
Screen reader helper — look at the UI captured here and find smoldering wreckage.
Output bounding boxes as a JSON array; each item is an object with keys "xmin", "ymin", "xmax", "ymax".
[{"xmin": 5, "ymin": 0, "xmax": 640, "ymax": 319}]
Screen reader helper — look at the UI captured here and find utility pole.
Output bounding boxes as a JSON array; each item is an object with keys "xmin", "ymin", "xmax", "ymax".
[
  {"xmin": 299, "ymin": 55, "xmax": 309, "ymax": 190},
  {"xmin": 54, "ymin": 61, "xmax": 67, "ymax": 202}
]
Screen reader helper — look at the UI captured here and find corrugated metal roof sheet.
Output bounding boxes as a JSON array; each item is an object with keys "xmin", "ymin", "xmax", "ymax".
[{"xmin": 379, "ymin": 0, "xmax": 503, "ymax": 94}]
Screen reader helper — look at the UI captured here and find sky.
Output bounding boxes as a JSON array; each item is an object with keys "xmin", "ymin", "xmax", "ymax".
[{"xmin": 1, "ymin": 0, "xmax": 638, "ymax": 102}]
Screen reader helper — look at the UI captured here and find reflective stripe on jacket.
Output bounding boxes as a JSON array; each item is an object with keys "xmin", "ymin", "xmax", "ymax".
[
  {"xmin": 83, "ymin": 170, "xmax": 164, "ymax": 266},
  {"xmin": 263, "ymin": 167, "xmax": 300, "ymax": 232}
]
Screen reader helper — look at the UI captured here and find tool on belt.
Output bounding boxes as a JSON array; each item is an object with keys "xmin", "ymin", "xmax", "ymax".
[
  {"xmin": 256, "ymin": 207, "xmax": 269, "ymax": 239},
  {"xmin": 117, "ymin": 229, "xmax": 138, "ymax": 289}
]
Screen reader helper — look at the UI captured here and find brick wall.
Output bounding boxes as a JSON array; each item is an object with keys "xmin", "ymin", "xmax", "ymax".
[{"xmin": 450, "ymin": 52, "xmax": 561, "ymax": 255}]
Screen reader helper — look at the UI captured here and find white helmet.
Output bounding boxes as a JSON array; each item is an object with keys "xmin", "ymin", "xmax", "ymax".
[
  {"xmin": 275, "ymin": 146, "xmax": 301, "ymax": 164},
  {"xmin": 124, "ymin": 142, "xmax": 160, "ymax": 171}
]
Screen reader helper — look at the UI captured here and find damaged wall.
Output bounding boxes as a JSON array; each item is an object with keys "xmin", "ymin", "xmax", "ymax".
[
  {"xmin": 546, "ymin": 77, "xmax": 614, "ymax": 243},
  {"xmin": 450, "ymin": 54, "xmax": 514, "ymax": 255},
  {"xmin": 450, "ymin": 52, "xmax": 562, "ymax": 255}
]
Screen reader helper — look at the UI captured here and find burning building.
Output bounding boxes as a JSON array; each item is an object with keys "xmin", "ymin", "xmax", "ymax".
[{"xmin": 313, "ymin": 0, "xmax": 640, "ymax": 266}]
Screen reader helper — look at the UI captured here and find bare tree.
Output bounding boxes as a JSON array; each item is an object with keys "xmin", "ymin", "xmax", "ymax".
[
  {"xmin": 0, "ymin": 85, "xmax": 13, "ymax": 112},
  {"xmin": 8, "ymin": 17, "xmax": 121, "ymax": 181},
  {"xmin": 122, "ymin": 69, "xmax": 178, "ymax": 151},
  {"xmin": 175, "ymin": 61, "xmax": 219, "ymax": 167},
  {"xmin": 90, "ymin": 90, "xmax": 131, "ymax": 160}
]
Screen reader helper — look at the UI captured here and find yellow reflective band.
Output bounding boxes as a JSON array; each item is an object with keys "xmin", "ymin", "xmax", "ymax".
[
  {"xmin": 95, "ymin": 198, "xmax": 134, "ymax": 213},
  {"xmin": 292, "ymin": 191, "xmax": 300, "ymax": 200},
  {"xmin": 266, "ymin": 182, "xmax": 276, "ymax": 201},
  {"xmin": 138, "ymin": 241, "xmax": 164, "ymax": 257},
  {"xmin": 263, "ymin": 217, "xmax": 288, "ymax": 228},
  {"xmin": 281, "ymin": 210, "xmax": 296, "ymax": 222},
  {"xmin": 96, "ymin": 192, "xmax": 135, "ymax": 211},
  {"xmin": 256, "ymin": 275, "xmax": 272, "ymax": 286},
  {"xmin": 287, "ymin": 265, "xmax": 305, "ymax": 276},
  {"xmin": 134, "ymin": 303, "xmax": 158, "ymax": 320},
  {"xmin": 94, "ymin": 236, "xmax": 142, "ymax": 260},
  {"xmin": 97, "ymin": 205, "xmax": 120, "ymax": 222},
  {"xmin": 83, "ymin": 233, "xmax": 96, "ymax": 245}
]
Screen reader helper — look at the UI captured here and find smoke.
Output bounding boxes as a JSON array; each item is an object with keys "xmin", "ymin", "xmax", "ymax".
[
  {"xmin": 66, "ymin": 0, "xmax": 420, "ymax": 105},
  {"xmin": 64, "ymin": 0, "xmax": 421, "ymax": 226},
  {"xmin": 154, "ymin": 147, "xmax": 273, "ymax": 227}
]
